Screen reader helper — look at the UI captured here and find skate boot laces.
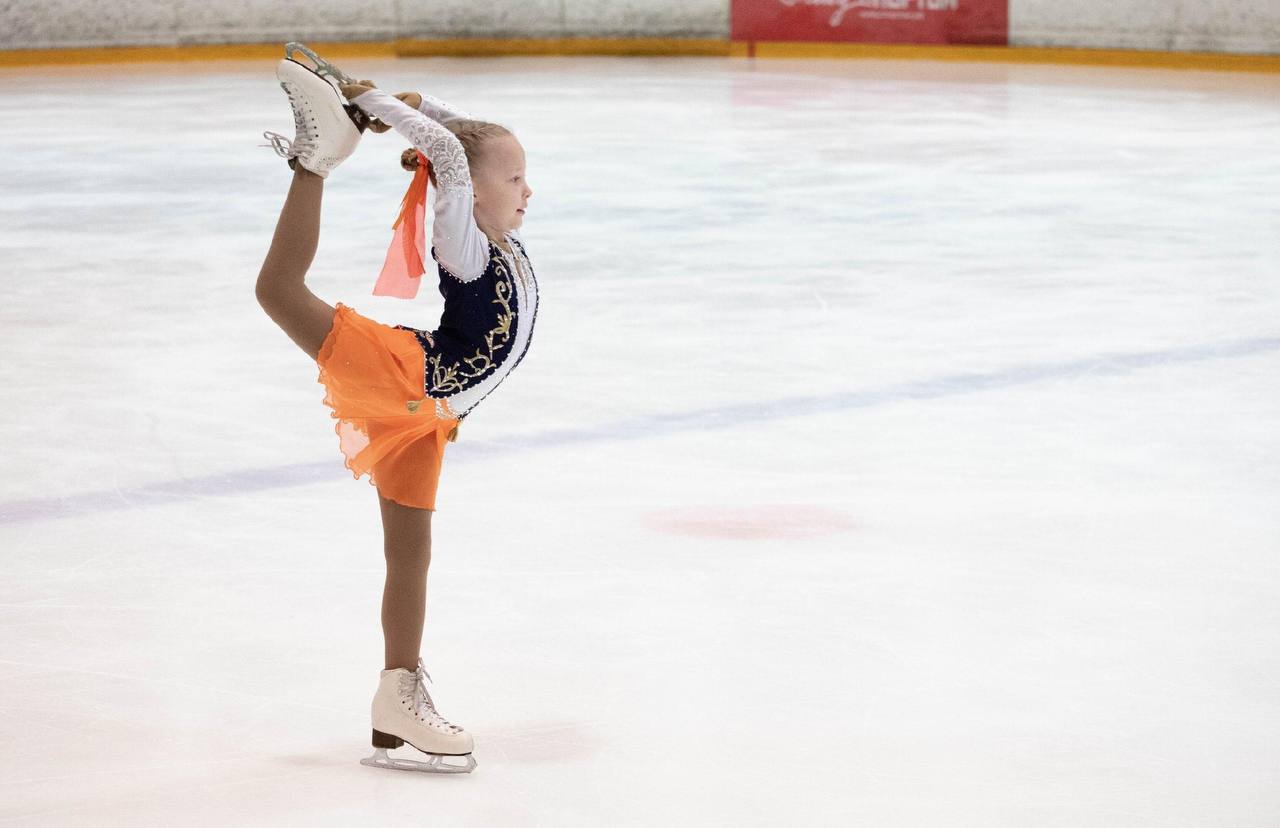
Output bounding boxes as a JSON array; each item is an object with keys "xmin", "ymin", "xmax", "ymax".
[
  {"xmin": 259, "ymin": 77, "xmax": 320, "ymax": 161},
  {"xmin": 259, "ymin": 130, "xmax": 314, "ymax": 161},
  {"xmin": 406, "ymin": 659, "xmax": 464, "ymax": 735}
]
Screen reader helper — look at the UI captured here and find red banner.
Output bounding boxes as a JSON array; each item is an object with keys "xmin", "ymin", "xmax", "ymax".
[{"xmin": 731, "ymin": 0, "xmax": 1008, "ymax": 46}]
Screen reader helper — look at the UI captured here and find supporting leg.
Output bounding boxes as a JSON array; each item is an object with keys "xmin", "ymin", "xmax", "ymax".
[
  {"xmin": 377, "ymin": 488, "xmax": 433, "ymax": 672},
  {"xmin": 255, "ymin": 167, "xmax": 337, "ymax": 362}
]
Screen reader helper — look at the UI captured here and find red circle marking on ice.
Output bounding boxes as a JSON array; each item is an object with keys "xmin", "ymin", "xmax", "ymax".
[{"xmin": 644, "ymin": 506, "xmax": 857, "ymax": 540}]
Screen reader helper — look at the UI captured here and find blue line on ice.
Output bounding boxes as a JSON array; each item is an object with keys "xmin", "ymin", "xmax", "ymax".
[{"xmin": 2, "ymin": 335, "xmax": 1276, "ymax": 525}]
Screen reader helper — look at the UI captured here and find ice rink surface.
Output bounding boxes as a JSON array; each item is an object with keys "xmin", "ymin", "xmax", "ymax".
[{"xmin": 1, "ymin": 53, "xmax": 1278, "ymax": 825}]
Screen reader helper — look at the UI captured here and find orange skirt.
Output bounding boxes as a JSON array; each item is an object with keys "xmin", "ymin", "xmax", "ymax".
[{"xmin": 315, "ymin": 302, "xmax": 460, "ymax": 511}]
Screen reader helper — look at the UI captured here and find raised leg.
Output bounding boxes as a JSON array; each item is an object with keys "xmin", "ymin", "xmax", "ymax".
[
  {"xmin": 255, "ymin": 167, "xmax": 337, "ymax": 361},
  {"xmin": 377, "ymin": 488, "xmax": 433, "ymax": 671}
]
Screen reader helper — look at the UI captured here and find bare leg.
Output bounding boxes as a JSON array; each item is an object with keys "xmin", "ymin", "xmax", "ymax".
[
  {"xmin": 260, "ymin": 170, "xmax": 431, "ymax": 671},
  {"xmin": 255, "ymin": 167, "xmax": 337, "ymax": 361},
  {"xmin": 378, "ymin": 488, "xmax": 433, "ymax": 671}
]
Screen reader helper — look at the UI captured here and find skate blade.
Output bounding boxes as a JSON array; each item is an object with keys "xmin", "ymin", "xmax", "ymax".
[
  {"xmin": 284, "ymin": 41, "xmax": 354, "ymax": 85},
  {"xmin": 360, "ymin": 746, "xmax": 477, "ymax": 774}
]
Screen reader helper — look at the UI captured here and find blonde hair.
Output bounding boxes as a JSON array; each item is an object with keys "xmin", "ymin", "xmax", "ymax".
[{"xmin": 399, "ymin": 120, "xmax": 513, "ymax": 187}]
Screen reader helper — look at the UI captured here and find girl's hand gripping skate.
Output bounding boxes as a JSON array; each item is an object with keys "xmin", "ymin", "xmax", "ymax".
[
  {"xmin": 338, "ymin": 83, "xmax": 425, "ymax": 134},
  {"xmin": 339, "ymin": 80, "xmax": 378, "ymax": 99}
]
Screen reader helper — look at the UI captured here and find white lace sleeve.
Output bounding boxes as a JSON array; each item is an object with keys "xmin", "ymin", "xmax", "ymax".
[
  {"xmin": 350, "ymin": 88, "xmax": 471, "ymax": 195},
  {"xmin": 349, "ymin": 88, "xmax": 488, "ymax": 282},
  {"xmin": 416, "ymin": 93, "xmax": 474, "ymax": 125}
]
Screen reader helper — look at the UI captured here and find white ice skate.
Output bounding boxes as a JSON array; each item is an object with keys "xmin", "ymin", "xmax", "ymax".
[
  {"xmin": 276, "ymin": 42, "xmax": 384, "ymax": 133},
  {"xmin": 360, "ymin": 658, "xmax": 477, "ymax": 774},
  {"xmin": 260, "ymin": 42, "xmax": 365, "ymax": 179}
]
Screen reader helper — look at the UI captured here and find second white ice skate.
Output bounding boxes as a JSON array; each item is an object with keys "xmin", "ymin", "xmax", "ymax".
[{"xmin": 360, "ymin": 658, "xmax": 476, "ymax": 774}]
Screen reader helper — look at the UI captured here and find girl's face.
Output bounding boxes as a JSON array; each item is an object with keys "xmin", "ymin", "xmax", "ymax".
[{"xmin": 472, "ymin": 135, "xmax": 532, "ymax": 237}]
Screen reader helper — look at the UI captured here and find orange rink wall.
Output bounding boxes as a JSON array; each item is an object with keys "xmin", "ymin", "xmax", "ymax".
[{"xmin": 0, "ymin": 37, "xmax": 1278, "ymax": 74}]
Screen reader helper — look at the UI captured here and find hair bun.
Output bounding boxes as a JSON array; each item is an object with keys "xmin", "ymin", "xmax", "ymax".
[{"xmin": 400, "ymin": 147, "xmax": 420, "ymax": 172}]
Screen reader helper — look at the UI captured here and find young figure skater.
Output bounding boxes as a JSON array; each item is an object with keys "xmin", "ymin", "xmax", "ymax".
[{"xmin": 255, "ymin": 50, "xmax": 537, "ymax": 774}]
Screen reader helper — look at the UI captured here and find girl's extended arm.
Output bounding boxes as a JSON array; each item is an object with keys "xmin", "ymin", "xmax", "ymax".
[
  {"xmin": 415, "ymin": 92, "xmax": 474, "ymax": 125},
  {"xmin": 349, "ymin": 88, "xmax": 488, "ymax": 282}
]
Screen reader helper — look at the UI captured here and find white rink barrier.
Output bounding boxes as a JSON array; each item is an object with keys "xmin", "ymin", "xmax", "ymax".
[
  {"xmin": 0, "ymin": 0, "xmax": 729, "ymax": 49},
  {"xmin": 1012, "ymin": 0, "xmax": 1280, "ymax": 54},
  {"xmin": 0, "ymin": 0, "xmax": 1277, "ymax": 56}
]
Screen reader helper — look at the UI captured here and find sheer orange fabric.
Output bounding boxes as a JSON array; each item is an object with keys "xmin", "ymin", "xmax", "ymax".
[
  {"xmin": 315, "ymin": 302, "xmax": 460, "ymax": 510},
  {"xmin": 372, "ymin": 150, "xmax": 430, "ymax": 299}
]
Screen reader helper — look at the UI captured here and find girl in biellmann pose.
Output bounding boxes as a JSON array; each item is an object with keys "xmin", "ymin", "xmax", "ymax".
[{"xmin": 255, "ymin": 54, "xmax": 537, "ymax": 774}]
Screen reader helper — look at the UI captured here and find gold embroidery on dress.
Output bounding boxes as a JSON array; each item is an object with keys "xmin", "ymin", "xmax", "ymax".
[{"xmin": 421, "ymin": 245, "xmax": 515, "ymax": 397}]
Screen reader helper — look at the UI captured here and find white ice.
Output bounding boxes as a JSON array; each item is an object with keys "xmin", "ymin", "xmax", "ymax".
[{"xmin": 1, "ymin": 55, "xmax": 1278, "ymax": 826}]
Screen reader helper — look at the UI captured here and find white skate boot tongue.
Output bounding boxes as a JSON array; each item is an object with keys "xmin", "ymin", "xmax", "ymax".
[{"xmin": 406, "ymin": 666, "xmax": 463, "ymax": 734}]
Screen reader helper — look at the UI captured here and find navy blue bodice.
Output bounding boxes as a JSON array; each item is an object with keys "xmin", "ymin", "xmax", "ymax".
[{"xmin": 394, "ymin": 235, "xmax": 538, "ymax": 419}]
